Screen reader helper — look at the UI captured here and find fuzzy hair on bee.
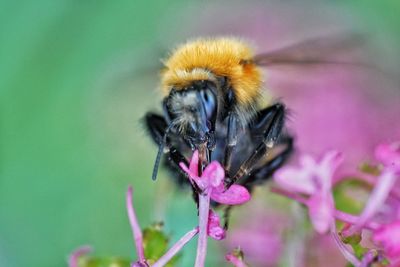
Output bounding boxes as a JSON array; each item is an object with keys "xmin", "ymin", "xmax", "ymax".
[
  {"xmin": 161, "ymin": 38, "xmax": 263, "ymax": 105},
  {"xmin": 160, "ymin": 38, "xmax": 267, "ymax": 135},
  {"xmin": 145, "ymin": 34, "xmax": 361, "ymax": 202}
]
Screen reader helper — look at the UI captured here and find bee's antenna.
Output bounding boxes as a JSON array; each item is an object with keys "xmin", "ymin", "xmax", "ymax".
[{"xmin": 152, "ymin": 124, "xmax": 173, "ymax": 181}]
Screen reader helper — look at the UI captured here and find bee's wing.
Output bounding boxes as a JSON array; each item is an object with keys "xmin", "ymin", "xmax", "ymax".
[{"xmin": 251, "ymin": 34, "xmax": 368, "ymax": 67}]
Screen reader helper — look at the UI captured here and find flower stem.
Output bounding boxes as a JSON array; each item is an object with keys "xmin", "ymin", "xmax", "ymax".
[
  {"xmin": 195, "ymin": 192, "xmax": 211, "ymax": 267},
  {"xmin": 331, "ymin": 224, "xmax": 360, "ymax": 267},
  {"xmin": 126, "ymin": 186, "xmax": 146, "ymax": 263},
  {"xmin": 334, "ymin": 210, "xmax": 380, "ymax": 230},
  {"xmin": 344, "ymin": 170, "xmax": 397, "ymax": 236},
  {"xmin": 152, "ymin": 228, "xmax": 199, "ymax": 267}
]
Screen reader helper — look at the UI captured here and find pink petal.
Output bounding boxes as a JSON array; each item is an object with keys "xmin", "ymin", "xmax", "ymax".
[
  {"xmin": 179, "ymin": 151, "xmax": 202, "ymax": 187},
  {"xmin": 179, "ymin": 150, "xmax": 200, "ymax": 178},
  {"xmin": 211, "ymin": 185, "xmax": 251, "ymax": 205},
  {"xmin": 375, "ymin": 142, "xmax": 400, "ymax": 173},
  {"xmin": 274, "ymin": 164, "xmax": 316, "ymax": 195},
  {"xmin": 308, "ymin": 193, "xmax": 334, "ymax": 234},
  {"xmin": 207, "ymin": 210, "xmax": 226, "ymax": 240},
  {"xmin": 179, "ymin": 162, "xmax": 191, "ymax": 175},
  {"xmin": 274, "ymin": 151, "xmax": 342, "ymax": 195},
  {"xmin": 320, "ymin": 150, "xmax": 343, "ymax": 172},
  {"xmin": 317, "ymin": 151, "xmax": 343, "ymax": 189},
  {"xmin": 373, "ymin": 220, "xmax": 400, "ymax": 258},
  {"xmin": 202, "ymin": 161, "xmax": 225, "ymax": 188},
  {"xmin": 179, "ymin": 161, "xmax": 207, "ymax": 190},
  {"xmin": 189, "ymin": 150, "xmax": 200, "ymax": 177}
]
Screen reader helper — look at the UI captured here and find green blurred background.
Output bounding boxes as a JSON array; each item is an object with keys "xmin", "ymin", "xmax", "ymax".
[{"xmin": 1, "ymin": 1, "xmax": 399, "ymax": 266}]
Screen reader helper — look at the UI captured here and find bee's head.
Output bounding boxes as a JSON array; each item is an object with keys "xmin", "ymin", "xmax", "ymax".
[{"xmin": 165, "ymin": 80, "xmax": 218, "ymax": 147}]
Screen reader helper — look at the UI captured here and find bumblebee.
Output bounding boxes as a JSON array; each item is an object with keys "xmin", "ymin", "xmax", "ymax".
[
  {"xmin": 144, "ymin": 35, "xmax": 361, "ymax": 193},
  {"xmin": 145, "ymin": 37, "xmax": 294, "ymax": 192}
]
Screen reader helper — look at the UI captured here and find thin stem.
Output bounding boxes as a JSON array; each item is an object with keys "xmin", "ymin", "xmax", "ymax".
[
  {"xmin": 334, "ymin": 210, "xmax": 380, "ymax": 230},
  {"xmin": 152, "ymin": 228, "xmax": 199, "ymax": 267},
  {"xmin": 344, "ymin": 170, "xmax": 397, "ymax": 236},
  {"xmin": 331, "ymin": 224, "xmax": 361, "ymax": 267},
  {"xmin": 194, "ymin": 192, "xmax": 211, "ymax": 267},
  {"xmin": 68, "ymin": 246, "xmax": 92, "ymax": 267},
  {"xmin": 359, "ymin": 250, "xmax": 378, "ymax": 267},
  {"xmin": 126, "ymin": 186, "xmax": 146, "ymax": 263}
]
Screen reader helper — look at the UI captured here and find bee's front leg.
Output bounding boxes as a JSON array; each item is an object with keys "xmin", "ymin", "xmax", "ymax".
[{"xmin": 226, "ymin": 103, "xmax": 287, "ymax": 188}]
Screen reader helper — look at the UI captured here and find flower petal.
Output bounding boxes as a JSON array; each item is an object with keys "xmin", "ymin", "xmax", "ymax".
[
  {"xmin": 189, "ymin": 150, "xmax": 200, "ymax": 177},
  {"xmin": 308, "ymin": 193, "xmax": 334, "ymax": 234},
  {"xmin": 317, "ymin": 151, "xmax": 343, "ymax": 189},
  {"xmin": 274, "ymin": 165, "xmax": 316, "ymax": 195},
  {"xmin": 179, "ymin": 151, "xmax": 201, "ymax": 186},
  {"xmin": 207, "ymin": 210, "xmax": 226, "ymax": 240},
  {"xmin": 211, "ymin": 185, "xmax": 251, "ymax": 205},
  {"xmin": 373, "ymin": 220, "xmax": 400, "ymax": 258},
  {"xmin": 202, "ymin": 161, "xmax": 225, "ymax": 188}
]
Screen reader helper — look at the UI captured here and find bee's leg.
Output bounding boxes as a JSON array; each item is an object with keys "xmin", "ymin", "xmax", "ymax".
[
  {"xmin": 144, "ymin": 112, "xmax": 168, "ymax": 145},
  {"xmin": 145, "ymin": 112, "xmax": 188, "ymax": 177},
  {"xmin": 240, "ymin": 136, "xmax": 293, "ymax": 186},
  {"xmin": 223, "ymin": 205, "xmax": 232, "ymax": 230},
  {"xmin": 223, "ymin": 112, "xmax": 238, "ymax": 173},
  {"xmin": 145, "ymin": 112, "xmax": 201, "ymax": 206},
  {"xmin": 225, "ymin": 103, "xmax": 286, "ymax": 187}
]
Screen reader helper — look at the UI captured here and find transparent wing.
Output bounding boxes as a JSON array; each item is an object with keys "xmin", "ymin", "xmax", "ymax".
[{"xmin": 251, "ymin": 33, "xmax": 368, "ymax": 67}]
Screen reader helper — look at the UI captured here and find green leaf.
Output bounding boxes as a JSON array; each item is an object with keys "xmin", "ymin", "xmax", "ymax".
[
  {"xmin": 142, "ymin": 222, "xmax": 181, "ymax": 267},
  {"xmin": 333, "ymin": 178, "xmax": 371, "ymax": 214}
]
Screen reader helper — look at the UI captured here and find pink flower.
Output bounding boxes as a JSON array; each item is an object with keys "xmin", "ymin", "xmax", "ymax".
[
  {"xmin": 180, "ymin": 151, "xmax": 251, "ymax": 205},
  {"xmin": 342, "ymin": 142, "xmax": 399, "ymax": 237},
  {"xmin": 207, "ymin": 209, "xmax": 225, "ymax": 240},
  {"xmin": 274, "ymin": 151, "xmax": 343, "ymax": 233},
  {"xmin": 373, "ymin": 220, "xmax": 400, "ymax": 259}
]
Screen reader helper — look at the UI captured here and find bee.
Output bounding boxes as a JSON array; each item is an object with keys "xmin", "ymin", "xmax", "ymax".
[{"xmin": 144, "ymin": 35, "xmax": 361, "ymax": 193}]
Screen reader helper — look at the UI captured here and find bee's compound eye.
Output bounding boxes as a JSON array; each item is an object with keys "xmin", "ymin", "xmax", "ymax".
[{"xmin": 200, "ymin": 90, "xmax": 217, "ymax": 121}]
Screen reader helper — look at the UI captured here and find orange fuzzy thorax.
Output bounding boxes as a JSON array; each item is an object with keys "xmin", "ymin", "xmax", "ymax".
[{"xmin": 161, "ymin": 38, "xmax": 262, "ymax": 105}]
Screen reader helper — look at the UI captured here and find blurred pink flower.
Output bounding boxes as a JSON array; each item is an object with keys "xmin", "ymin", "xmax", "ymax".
[
  {"xmin": 375, "ymin": 142, "xmax": 400, "ymax": 174},
  {"xmin": 274, "ymin": 151, "xmax": 343, "ymax": 233},
  {"xmin": 180, "ymin": 150, "xmax": 251, "ymax": 205},
  {"xmin": 343, "ymin": 142, "xmax": 399, "ymax": 237},
  {"xmin": 373, "ymin": 221, "xmax": 400, "ymax": 259}
]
